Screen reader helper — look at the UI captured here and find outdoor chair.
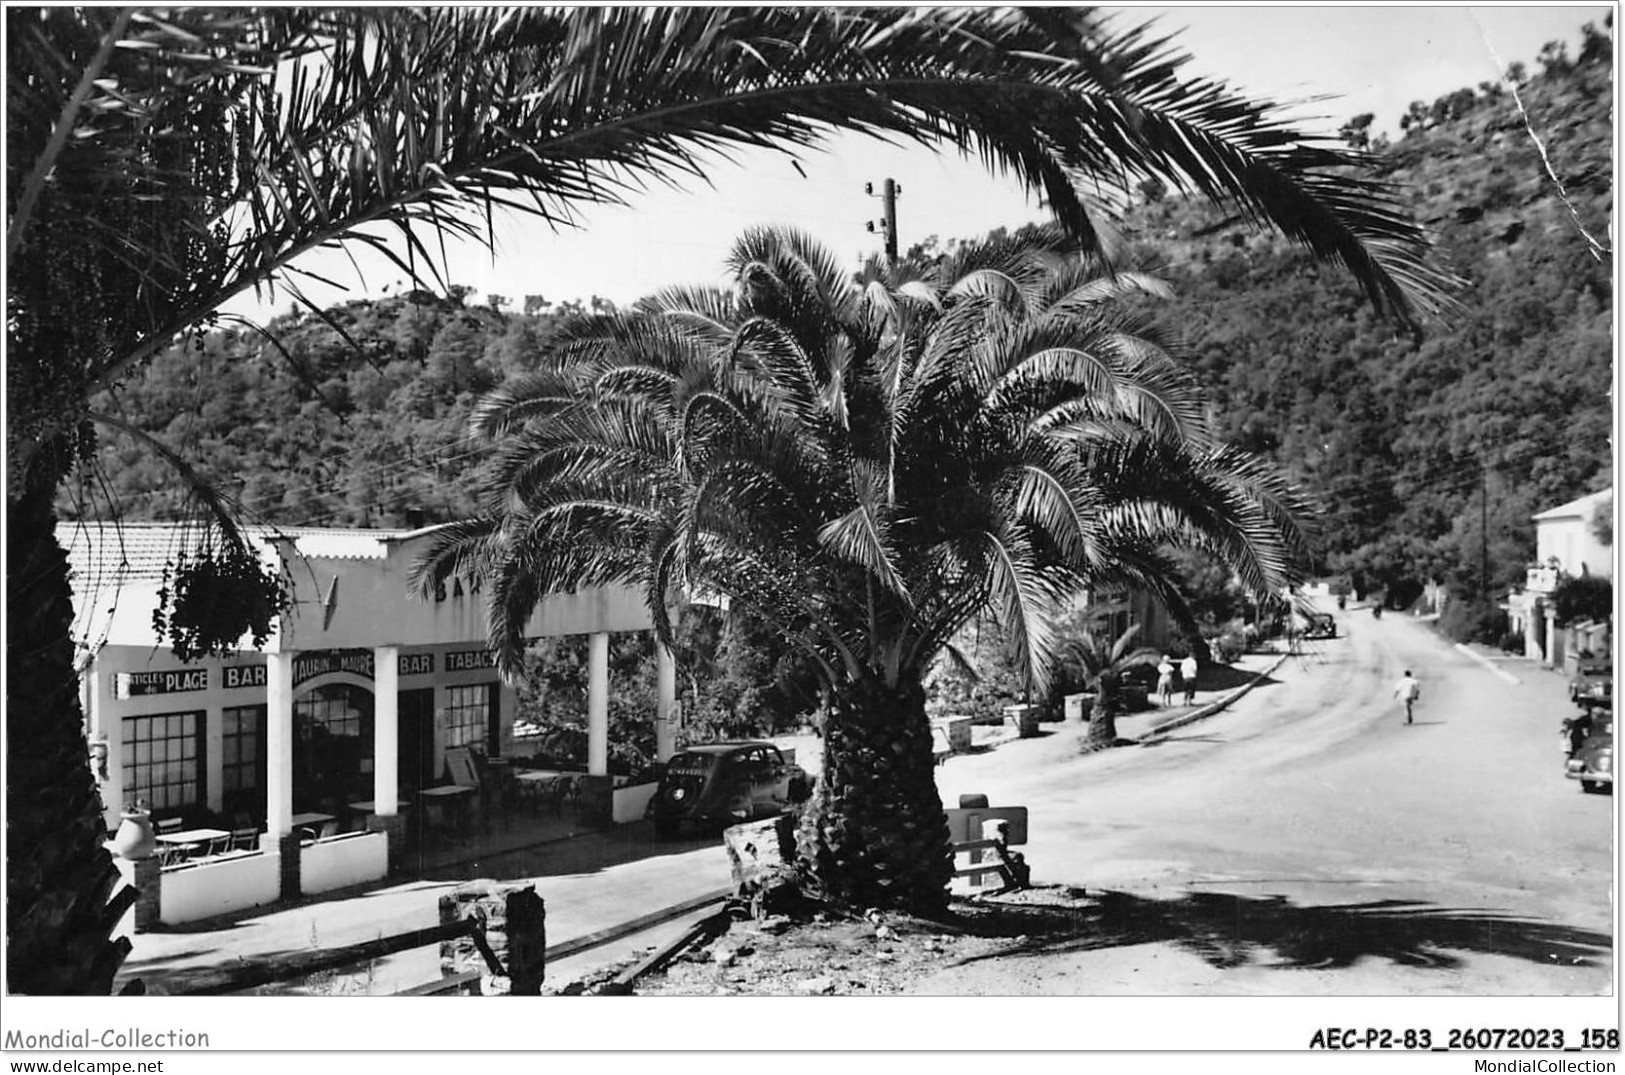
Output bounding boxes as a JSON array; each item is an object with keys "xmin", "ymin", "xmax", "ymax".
[
  {"xmin": 229, "ymin": 827, "xmax": 260, "ymax": 853},
  {"xmin": 549, "ymin": 775, "xmax": 580, "ymax": 817}
]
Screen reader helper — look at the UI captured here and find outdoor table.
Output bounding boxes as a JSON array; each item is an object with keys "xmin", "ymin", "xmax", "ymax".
[
  {"xmin": 513, "ymin": 770, "xmax": 572, "ymax": 813},
  {"xmin": 156, "ymin": 827, "xmax": 229, "ymax": 850},
  {"xmin": 348, "ymin": 799, "xmax": 409, "ymax": 815},
  {"xmin": 513, "ymin": 769, "xmax": 567, "ymax": 784},
  {"xmin": 155, "ymin": 827, "xmax": 229, "ymax": 863}
]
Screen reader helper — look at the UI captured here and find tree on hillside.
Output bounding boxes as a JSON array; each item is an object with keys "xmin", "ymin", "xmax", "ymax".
[
  {"xmin": 9, "ymin": 6, "xmax": 1450, "ymax": 992},
  {"xmin": 414, "ymin": 227, "xmax": 1320, "ymax": 911}
]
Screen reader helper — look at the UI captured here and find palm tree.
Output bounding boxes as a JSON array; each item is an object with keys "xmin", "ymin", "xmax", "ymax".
[
  {"xmin": 1053, "ymin": 615, "xmax": 1164, "ymax": 751},
  {"xmin": 8, "ymin": 6, "xmax": 1449, "ymax": 991},
  {"xmin": 415, "ymin": 226, "xmax": 1319, "ymax": 911}
]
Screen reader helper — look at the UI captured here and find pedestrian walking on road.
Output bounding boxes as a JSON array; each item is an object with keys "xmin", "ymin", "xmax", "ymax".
[
  {"xmin": 1180, "ymin": 654, "xmax": 1199, "ymax": 706},
  {"xmin": 1394, "ymin": 669, "xmax": 1421, "ymax": 724},
  {"xmin": 1157, "ymin": 655, "xmax": 1176, "ymax": 708}
]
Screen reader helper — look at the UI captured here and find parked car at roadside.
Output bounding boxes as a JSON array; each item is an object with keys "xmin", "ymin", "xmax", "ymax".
[
  {"xmin": 1565, "ymin": 715, "xmax": 1613, "ymax": 795},
  {"xmin": 647, "ymin": 741, "xmax": 811, "ymax": 838},
  {"xmin": 1302, "ymin": 613, "xmax": 1337, "ymax": 640},
  {"xmin": 1570, "ymin": 658, "xmax": 1612, "ymax": 708}
]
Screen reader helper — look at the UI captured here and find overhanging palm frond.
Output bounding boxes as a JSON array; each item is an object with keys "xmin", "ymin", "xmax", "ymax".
[{"xmin": 16, "ymin": 6, "xmax": 1456, "ymax": 441}]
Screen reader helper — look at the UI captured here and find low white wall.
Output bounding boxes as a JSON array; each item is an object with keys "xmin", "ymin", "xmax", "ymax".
[
  {"xmin": 301, "ymin": 832, "xmax": 388, "ymax": 895},
  {"xmin": 612, "ymin": 781, "xmax": 660, "ymax": 824},
  {"xmin": 159, "ymin": 852, "xmax": 279, "ymax": 925}
]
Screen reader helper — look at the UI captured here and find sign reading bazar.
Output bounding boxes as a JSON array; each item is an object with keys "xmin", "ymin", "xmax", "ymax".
[{"xmin": 293, "ymin": 649, "xmax": 374, "ymax": 685}]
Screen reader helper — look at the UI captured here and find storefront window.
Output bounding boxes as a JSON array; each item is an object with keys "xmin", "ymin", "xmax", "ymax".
[
  {"xmin": 445, "ymin": 684, "xmax": 492, "ymax": 751},
  {"xmin": 122, "ymin": 711, "xmax": 203, "ymax": 813},
  {"xmin": 221, "ymin": 705, "xmax": 266, "ymax": 814},
  {"xmin": 294, "ymin": 684, "xmax": 374, "ymax": 808}
]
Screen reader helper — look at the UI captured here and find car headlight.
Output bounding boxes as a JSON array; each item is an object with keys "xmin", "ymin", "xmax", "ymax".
[
  {"xmin": 669, "ymin": 787, "xmax": 686, "ymax": 801},
  {"xmin": 1595, "ymin": 752, "xmax": 1612, "ymax": 773}
]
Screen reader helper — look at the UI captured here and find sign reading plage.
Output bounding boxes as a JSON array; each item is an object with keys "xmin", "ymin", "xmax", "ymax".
[
  {"xmin": 293, "ymin": 649, "xmax": 375, "ymax": 685},
  {"xmin": 113, "ymin": 669, "xmax": 208, "ymax": 698}
]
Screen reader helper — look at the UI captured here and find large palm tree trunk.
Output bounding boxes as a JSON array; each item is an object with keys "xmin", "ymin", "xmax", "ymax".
[
  {"xmin": 7, "ymin": 475, "xmax": 136, "ymax": 994},
  {"xmin": 795, "ymin": 675, "xmax": 952, "ymax": 914},
  {"xmin": 1084, "ymin": 670, "xmax": 1123, "ymax": 751}
]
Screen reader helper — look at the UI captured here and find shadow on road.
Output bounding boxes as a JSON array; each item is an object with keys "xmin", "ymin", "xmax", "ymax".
[
  {"xmin": 952, "ymin": 889, "xmax": 1610, "ymax": 973},
  {"xmin": 1198, "ymin": 665, "xmax": 1279, "ymax": 692}
]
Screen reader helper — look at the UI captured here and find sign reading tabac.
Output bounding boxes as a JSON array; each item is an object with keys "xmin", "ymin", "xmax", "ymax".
[
  {"xmin": 445, "ymin": 648, "xmax": 497, "ymax": 673},
  {"xmin": 293, "ymin": 649, "xmax": 374, "ymax": 685}
]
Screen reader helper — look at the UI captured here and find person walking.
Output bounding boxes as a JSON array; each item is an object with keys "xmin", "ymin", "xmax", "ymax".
[
  {"xmin": 1157, "ymin": 655, "xmax": 1176, "ymax": 708},
  {"xmin": 1394, "ymin": 669, "xmax": 1421, "ymax": 724},
  {"xmin": 1180, "ymin": 653, "xmax": 1199, "ymax": 706}
]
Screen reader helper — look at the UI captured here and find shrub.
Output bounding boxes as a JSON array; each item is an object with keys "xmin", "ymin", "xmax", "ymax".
[{"xmin": 1438, "ymin": 598, "xmax": 1505, "ymax": 645}]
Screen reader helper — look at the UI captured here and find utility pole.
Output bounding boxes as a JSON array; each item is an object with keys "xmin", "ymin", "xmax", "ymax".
[
  {"xmin": 1481, "ymin": 459, "xmax": 1490, "ymax": 602},
  {"xmin": 865, "ymin": 178, "xmax": 900, "ymax": 265}
]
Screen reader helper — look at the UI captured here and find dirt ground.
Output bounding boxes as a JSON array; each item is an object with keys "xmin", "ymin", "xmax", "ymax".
[{"xmin": 554, "ymin": 885, "xmax": 1098, "ymax": 997}]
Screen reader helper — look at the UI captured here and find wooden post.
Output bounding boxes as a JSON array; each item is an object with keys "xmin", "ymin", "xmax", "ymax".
[
  {"xmin": 438, "ymin": 879, "xmax": 543, "ymax": 995},
  {"xmin": 505, "ymin": 887, "xmax": 547, "ymax": 995}
]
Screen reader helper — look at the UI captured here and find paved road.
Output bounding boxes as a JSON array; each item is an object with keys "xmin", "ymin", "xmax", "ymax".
[{"xmin": 923, "ymin": 604, "xmax": 1615, "ymax": 995}]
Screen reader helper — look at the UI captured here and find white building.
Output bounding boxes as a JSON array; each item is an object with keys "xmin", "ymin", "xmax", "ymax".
[
  {"xmin": 1506, "ymin": 487, "xmax": 1613, "ymax": 668},
  {"xmin": 67, "ymin": 520, "xmax": 678, "ymax": 925}
]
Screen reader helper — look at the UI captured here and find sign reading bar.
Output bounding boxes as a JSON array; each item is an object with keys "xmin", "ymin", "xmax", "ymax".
[
  {"xmin": 114, "ymin": 669, "xmax": 208, "ymax": 698},
  {"xmin": 399, "ymin": 653, "xmax": 434, "ymax": 677},
  {"xmin": 293, "ymin": 649, "xmax": 374, "ymax": 685},
  {"xmin": 224, "ymin": 664, "xmax": 268, "ymax": 690},
  {"xmin": 446, "ymin": 649, "xmax": 497, "ymax": 672}
]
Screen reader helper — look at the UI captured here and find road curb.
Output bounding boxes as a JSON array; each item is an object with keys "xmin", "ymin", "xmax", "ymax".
[
  {"xmin": 1133, "ymin": 652, "xmax": 1293, "ymax": 746},
  {"xmin": 1453, "ymin": 643, "xmax": 1522, "ymax": 685}
]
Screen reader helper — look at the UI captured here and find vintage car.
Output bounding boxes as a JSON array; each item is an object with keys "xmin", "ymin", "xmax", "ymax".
[
  {"xmin": 647, "ymin": 741, "xmax": 811, "ymax": 838},
  {"xmin": 1565, "ymin": 715, "xmax": 1613, "ymax": 795},
  {"xmin": 1302, "ymin": 613, "xmax": 1338, "ymax": 640},
  {"xmin": 1570, "ymin": 658, "xmax": 1612, "ymax": 710}
]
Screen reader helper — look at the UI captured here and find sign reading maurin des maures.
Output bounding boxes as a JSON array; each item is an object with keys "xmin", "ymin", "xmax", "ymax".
[{"xmin": 293, "ymin": 649, "xmax": 375, "ymax": 685}]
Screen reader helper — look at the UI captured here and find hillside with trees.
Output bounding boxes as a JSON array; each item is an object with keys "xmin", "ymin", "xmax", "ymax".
[
  {"xmin": 73, "ymin": 18, "xmax": 1612, "ymax": 661},
  {"xmin": 1116, "ymin": 18, "xmax": 1613, "ymax": 635}
]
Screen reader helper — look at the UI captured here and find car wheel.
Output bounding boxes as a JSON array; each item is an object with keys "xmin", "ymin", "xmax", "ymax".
[{"xmin": 1581, "ymin": 780, "xmax": 1600, "ymax": 794}]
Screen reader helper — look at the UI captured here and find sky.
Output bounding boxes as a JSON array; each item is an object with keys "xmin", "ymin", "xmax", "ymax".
[{"xmin": 223, "ymin": 4, "xmax": 1612, "ymax": 323}]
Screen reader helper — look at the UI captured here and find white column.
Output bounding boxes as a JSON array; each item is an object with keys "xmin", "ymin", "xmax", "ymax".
[
  {"xmin": 97, "ymin": 673, "xmax": 123, "ymax": 831},
  {"xmin": 265, "ymin": 651, "xmax": 295, "ymax": 838},
  {"xmin": 374, "ymin": 646, "xmax": 399, "ymax": 816},
  {"xmin": 655, "ymin": 641, "xmax": 678, "ymax": 762},
  {"xmin": 587, "ymin": 632, "xmax": 609, "ymax": 776}
]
